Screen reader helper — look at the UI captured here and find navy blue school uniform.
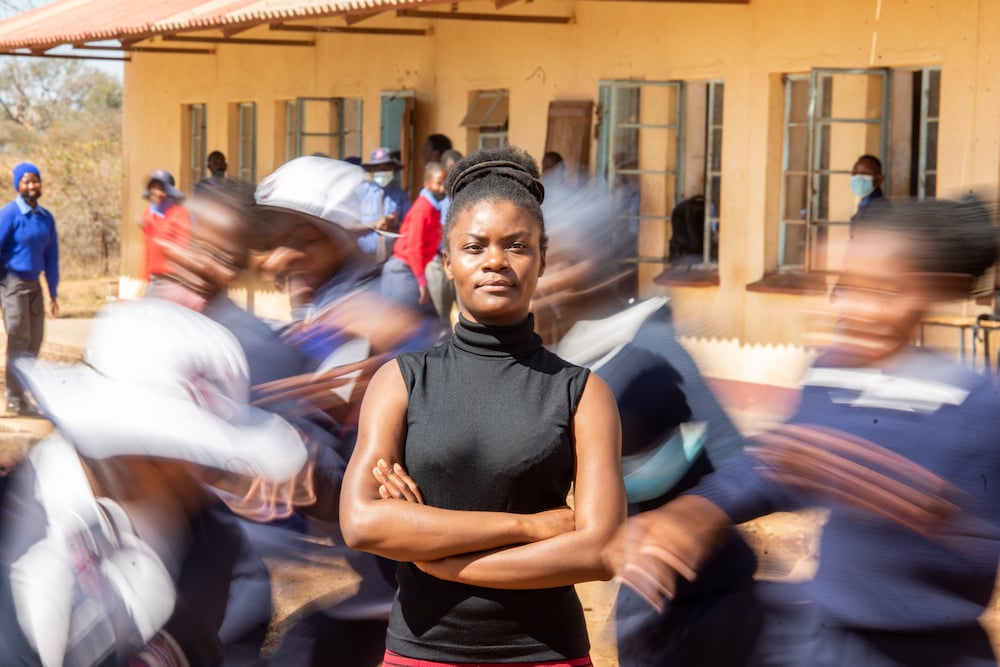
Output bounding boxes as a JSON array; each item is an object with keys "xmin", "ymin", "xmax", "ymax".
[
  {"xmin": 695, "ymin": 348, "xmax": 1000, "ymax": 667},
  {"xmin": 556, "ymin": 300, "xmax": 762, "ymax": 666}
]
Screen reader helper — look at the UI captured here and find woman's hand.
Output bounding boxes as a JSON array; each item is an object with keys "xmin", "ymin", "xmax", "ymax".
[
  {"xmin": 373, "ymin": 459, "xmax": 575, "ymax": 542},
  {"xmin": 374, "ymin": 459, "xmax": 423, "ymax": 503},
  {"xmin": 48, "ymin": 297, "xmax": 58, "ymax": 319}
]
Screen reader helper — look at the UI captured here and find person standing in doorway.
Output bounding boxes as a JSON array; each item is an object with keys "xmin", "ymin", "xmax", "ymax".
[{"xmin": 0, "ymin": 162, "xmax": 59, "ymax": 415}]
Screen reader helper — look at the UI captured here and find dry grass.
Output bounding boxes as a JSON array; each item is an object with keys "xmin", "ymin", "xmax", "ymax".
[{"xmin": 54, "ymin": 276, "xmax": 118, "ymax": 318}]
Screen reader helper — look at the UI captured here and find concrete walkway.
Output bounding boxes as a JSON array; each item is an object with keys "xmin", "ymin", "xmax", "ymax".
[{"xmin": 0, "ymin": 317, "xmax": 92, "ymax": 440}]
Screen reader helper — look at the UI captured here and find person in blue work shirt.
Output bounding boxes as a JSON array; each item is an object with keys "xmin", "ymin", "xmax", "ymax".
[
  {"xmin": 0, "ymin": 162, "xmax": 59, "ymax": 416},
  {"xmin": 357, "ymin": 147, "xmax": 410, "ymax": 264}
]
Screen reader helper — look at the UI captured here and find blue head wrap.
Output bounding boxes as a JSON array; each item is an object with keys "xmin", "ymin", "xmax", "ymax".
[{"xmin": 12, "ymin": 163, "xmax": 40, "ymax": 191}]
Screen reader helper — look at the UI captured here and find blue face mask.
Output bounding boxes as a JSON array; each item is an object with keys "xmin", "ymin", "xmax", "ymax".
[{"xmin": 850, "ymin": 174, "xmax": 876, "ymax": 198}]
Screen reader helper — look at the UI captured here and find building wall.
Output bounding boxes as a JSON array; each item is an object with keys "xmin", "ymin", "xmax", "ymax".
[{"xmin": 121, "ymin": 0, "xmax": 1000, "ymax": 344}]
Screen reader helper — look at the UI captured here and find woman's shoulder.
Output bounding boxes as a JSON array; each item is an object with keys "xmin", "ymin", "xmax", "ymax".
[{"xmin": 537, "ymin": 345, "xmax": 591, "ymax": 377}]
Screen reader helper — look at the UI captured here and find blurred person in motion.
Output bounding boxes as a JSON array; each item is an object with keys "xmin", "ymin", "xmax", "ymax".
[
  {"xmin": 357, "ymin": 147, "xmax": 410, "ymax": 263},
  {"xmin": 251, "ymin": 156, "xmax": 441, "ymax": 666},
  {"xmin": 380, "ymin": 161, "xmax": 447, "ymax": 315},
  {"xmin": 139, "ymin": 168, "xmax": 191, "ymax": 285},
  {"xmin": 535, "ymin": 179, "xmax": 760, "ymax": 666},
  {"xmin": 0, "ymin": 298, "xmax": 312, "ymax": 666},
  {"xmin": 0, "ymin": 162, "xmax": 60, "ymax": 416},
  {"xmin": 617, "ymin": 196, "xmax": 1000, "ymax": 667},
  {"xmin": 340, "ymin": 146, "xmax": 625, "ymax": 665}
]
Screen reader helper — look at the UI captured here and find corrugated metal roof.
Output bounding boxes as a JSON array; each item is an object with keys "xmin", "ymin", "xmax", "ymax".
[{"xmin": 0, "ymin": 0, "xmax": 442, "ymax": 51}]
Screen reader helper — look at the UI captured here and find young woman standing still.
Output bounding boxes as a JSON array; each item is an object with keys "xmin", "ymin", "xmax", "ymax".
[
  {"xmin": 341, "ymin": 147, "xmax": 625, "ymax": 666},
  {"xmin": 0, "ymin": 162, "xmax": 59, "ymax": 415}
]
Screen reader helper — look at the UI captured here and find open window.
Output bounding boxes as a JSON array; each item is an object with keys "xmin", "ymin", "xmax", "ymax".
[
  {"xmin": 775, "ymin": 67, "xmax": 940, "ymax": 278},
  {"xmin": 462, "ymin": 90, "xmax": 509, "ymax": 150},
  {"xmin": 778, "ymin": 69, "xmax": 889, "ymax": 274},
  {"xmin": 283, "ymin": 97, "xmax": 363, "ymax": 161},
  {"xmin": 596, "ymin": 79, "xmax": 724, "ymax": 286}
]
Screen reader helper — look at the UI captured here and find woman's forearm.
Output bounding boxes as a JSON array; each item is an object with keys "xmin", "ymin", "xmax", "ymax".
[
  {"xmin": 341, "ymin": 498, "xmax": 571, "ymax": 562},
  {"xmin": 417, "ymin": 527, "xmax": 616, "ymax": 589}
]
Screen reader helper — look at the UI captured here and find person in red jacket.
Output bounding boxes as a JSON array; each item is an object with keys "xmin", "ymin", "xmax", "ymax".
[
  {"xmin": 380, "ymin": 162, "xmax": 446, "ymax": 314},
  {"xmin": 140, "ymin": 169, "xmax": 191, "ymax": 284}
]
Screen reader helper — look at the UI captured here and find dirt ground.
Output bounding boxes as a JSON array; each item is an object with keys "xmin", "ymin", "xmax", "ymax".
[{"xmin": 5, "ymin": 278, "xmax": 1000, "ymax": 665}]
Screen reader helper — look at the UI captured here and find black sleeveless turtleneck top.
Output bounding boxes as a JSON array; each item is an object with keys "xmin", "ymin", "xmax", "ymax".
[{"xmin": 387, "ymin": 314, "xmax": 591, "ymax": 662}]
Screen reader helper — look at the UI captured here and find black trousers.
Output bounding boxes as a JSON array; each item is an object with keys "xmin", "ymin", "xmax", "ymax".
[{"xmin": 0, "ymin": 274, "xmax": 44, "ymax": 403}]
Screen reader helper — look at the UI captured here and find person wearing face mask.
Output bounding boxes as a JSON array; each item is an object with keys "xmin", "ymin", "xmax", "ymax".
[
  {"xmin": 358, "ymin": 147, "xmax": 411, "ymax": 264},
  {"xmin": 381, "ymin": 162, "xmax": 447, "ymax": 315},
  {"xmin": 849, "ymin": 154, "xmax": 888, "ymax": 225}
]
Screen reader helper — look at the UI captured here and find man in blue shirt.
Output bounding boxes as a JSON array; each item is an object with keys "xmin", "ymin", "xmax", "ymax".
[
  {"xmin": 357, "ymin": 147, "xmax": 410, "ymax": 263},
  {"xmin": 0, "ymin": 162, "xmax": 59, "ymax": 416}
]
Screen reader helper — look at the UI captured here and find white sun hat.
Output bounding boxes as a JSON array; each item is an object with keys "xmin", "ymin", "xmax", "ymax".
[
  {"xmin": 14, "ymin": 298, "xmax": 308, "ymax": 485},
  {"xmin": 255, "ymin": 156, "xmax": 373, "ymax": 233}
]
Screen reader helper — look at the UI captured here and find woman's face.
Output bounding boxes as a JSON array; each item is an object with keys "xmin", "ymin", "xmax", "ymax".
[
  {"xmin": 444, "ymin": 199, "xmax": 546, "ymax": 326},
  {"xmin": 828, "ymin": 229, "xmax": 931, "ymax": 365}
]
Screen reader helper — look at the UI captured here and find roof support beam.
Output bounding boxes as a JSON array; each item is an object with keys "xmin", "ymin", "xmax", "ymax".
[
  {"xmin": 76, "ymin": 43, "xmax": 214, "ymax": 55},
  {"xmin": 395, "ymin": 9, "xmax": 572, "ymax": 23},
  {"xmin": 269, "ymin": 23, "xmax": 428, "ymax": 37},
  {"xmin": 162, "ymin": 34, "xmax": 314, "ymax": 47},
  {"xmin": 0, "ymin": 51, "xmax": 130, "ymax": 61}
]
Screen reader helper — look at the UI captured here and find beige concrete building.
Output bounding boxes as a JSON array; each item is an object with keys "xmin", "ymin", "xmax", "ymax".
[{"xmin": 0, "ymin": 0, "xmax": 995, "ymax": 348}]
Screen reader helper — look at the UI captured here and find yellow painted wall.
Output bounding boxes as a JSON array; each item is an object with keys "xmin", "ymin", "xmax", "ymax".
[{"xmin": 121, "ymin": 0, "xmax": 1000, "ymax": 344}]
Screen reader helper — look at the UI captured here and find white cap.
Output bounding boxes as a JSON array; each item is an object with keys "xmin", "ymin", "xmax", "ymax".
[
  {"xmin": 15, "ymin": 299, "xmax": 308, "ymax": 485},
  {"xmin": 255, "ymin": 156, "xmax": 372, "ymax": 233}
]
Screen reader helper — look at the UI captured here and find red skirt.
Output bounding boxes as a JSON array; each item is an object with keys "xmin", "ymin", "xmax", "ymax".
[{"xmin": 383, "ymin": 650, "xmax": 594, "ymax": 667}]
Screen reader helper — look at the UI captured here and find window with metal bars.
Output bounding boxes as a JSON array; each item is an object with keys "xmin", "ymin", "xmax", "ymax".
[
  {"xmin": 183, "ymin": 103, "xmax": 207, "ymax": 193},
  {"xmin": 595, "ymin": 79, "xmax": 724, "ymax": 267},
  {"xmin": 284, "ymin": 97, "xmax": 363, "ymax": 160}
]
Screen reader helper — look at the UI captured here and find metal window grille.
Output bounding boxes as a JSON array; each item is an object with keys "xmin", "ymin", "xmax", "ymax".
[
  {"xmin": 596, "ymin": 80, "xmax": 684, "ymax": 265},
  {"xmin": 187, "ymin": 103, "xmax": 207, "ymax": 190},
  {"xmin": 703, "ymin": 80, "xmax": 724, "ymax": 264},
  {"xmin": 293, "ymin": 97, "xmax": 363, "ymax": 160},
  {"xmin": 916, "ymin": 67, "xmax": 940, "ymax": 200},
  {"xmin": 237, "ymin": 102, "xmax": 257, "ymax": 183},
  {"xmin": 284, "ymin": 100, "xmax": 297, "ymax": 163}
]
